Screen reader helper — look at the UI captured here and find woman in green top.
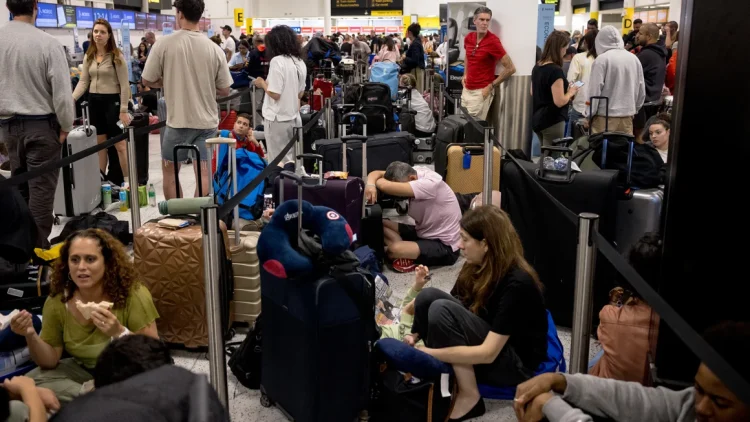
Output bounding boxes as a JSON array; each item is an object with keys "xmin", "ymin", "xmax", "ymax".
[{"xmin": 10, "ymin": 229, "xmax": 160, "ymax": 404}]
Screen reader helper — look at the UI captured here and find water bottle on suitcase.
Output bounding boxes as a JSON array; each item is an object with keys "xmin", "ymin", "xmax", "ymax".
[
  {"xmin": 273, "ymin": 113, "xmax": 369, "ymax": 237},
  {"xmin": 54, "ymin": 102, "xmax": 102, "ymax": 217},
  {"xmin": 260, "ymin": 171, "xmax": 375, "ymax": 422}
]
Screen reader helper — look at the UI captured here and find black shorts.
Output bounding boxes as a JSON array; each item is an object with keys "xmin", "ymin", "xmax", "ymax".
[
  {"xmin": 398, "ymin": 223, "xmax": 460, "ymax": 267},
  {"xmin": 87, "ymin": 93, "xmax": 122, "ymax": 138}
]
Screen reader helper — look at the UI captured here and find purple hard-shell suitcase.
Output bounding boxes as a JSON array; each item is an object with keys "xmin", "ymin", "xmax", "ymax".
[{"xmin": 273, "ymin": 112, "xmax": 369, "ymax": 238}]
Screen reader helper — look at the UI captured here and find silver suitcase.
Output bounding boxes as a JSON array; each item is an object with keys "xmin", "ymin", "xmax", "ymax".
[
  {"xmin": 54, "ymin": 103, "xmax": 101, "ymax": 217},
  {"xmin": 615, "ymin": 188, "xmax": 663, "ymax": 254}
]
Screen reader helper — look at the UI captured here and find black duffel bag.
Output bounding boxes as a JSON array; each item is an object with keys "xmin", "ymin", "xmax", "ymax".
[{"xmin": 50, "ymin": 213, "xmax": 130, "ymax": 246}]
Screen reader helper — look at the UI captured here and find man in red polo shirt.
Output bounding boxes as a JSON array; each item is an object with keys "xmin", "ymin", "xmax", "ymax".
[{"xmin": 461, "ymin": 6, "xmax": 516, "ymax": 120}]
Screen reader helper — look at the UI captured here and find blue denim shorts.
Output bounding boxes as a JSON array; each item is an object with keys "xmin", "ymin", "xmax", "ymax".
[{"xmin": 161, "ymin": 126, "xmax": 217, "ymax": 162}]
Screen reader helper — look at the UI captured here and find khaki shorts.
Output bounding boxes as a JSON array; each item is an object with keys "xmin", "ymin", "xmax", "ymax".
[
  {"xmin": 591, "ymin": 116, "xmax": 634, "ymax": 136},
  {"xmin": 460, "ymin": 87, "xmax": 495, "ymax": 121}
]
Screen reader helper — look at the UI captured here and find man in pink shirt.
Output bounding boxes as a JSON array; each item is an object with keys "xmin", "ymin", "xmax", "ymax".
[{"xmin": 365, "ymin": 162, "xmax": 462, "ymax": 273}]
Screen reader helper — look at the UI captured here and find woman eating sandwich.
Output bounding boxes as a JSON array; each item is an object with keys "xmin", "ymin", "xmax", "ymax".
[{"xmin": 10, "ymin": 229, "xmax": 159, "ymax": 405}]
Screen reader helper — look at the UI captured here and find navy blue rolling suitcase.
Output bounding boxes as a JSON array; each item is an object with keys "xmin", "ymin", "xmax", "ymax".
[{"xmin": 260, "ymin": 171, "xmax": 376, "ymax": 422}]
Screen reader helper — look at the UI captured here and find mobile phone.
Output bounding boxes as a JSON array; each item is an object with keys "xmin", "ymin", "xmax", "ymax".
[{"xmin": 573, "ymin": 81, "xmax": 585, "ymax": 88}]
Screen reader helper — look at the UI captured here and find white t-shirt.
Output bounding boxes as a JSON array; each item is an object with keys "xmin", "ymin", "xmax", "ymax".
[
  {"xmin": 567, "ymin": 52, "xmax": 595, "ymax": 114},
  {"xmin": 409, "ymin": 88, "xmax": 436, "ymax": 133},
  {"xmin": 222, "ymin": 36, "xmax": 236, "ymax": 54},
  {"xmin": 262, "ymin": 55, "xmax": 307, "ymax": 122}
]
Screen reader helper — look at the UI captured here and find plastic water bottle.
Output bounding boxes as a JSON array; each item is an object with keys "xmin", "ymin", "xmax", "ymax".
[
  {"xmin": 148, "ymin": 184, "xmax": 156, "ymax": 207},
  {"xmin": 101, "ymin": 184, "xmax": 112, "ymax": 208}
]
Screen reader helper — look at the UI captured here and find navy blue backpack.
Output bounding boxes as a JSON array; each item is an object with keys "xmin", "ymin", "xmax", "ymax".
[{"xmin": 213, "ymin": 144, "xmax": 266, "ymax": 221}]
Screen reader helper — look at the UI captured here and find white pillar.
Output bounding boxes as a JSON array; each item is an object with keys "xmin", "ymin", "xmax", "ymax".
[
  {"xmin": 561, "ymin": 0, "xmax": 573, "ymax": 31},
  {"xmin": 590, "ymin": 0, "xmax": 599, "ymax": 22},
  {"xmin": 323, "ymin": 0, "xmax": 332, "ymax": 34},
  {"xmin": 483, "ymin": 0, "xmax": 537, "ymax": 154},
  {"xmin": 141, "ymin": 0, "xmax": 148, "ymax": 14},
  {"xmin": 669, "ymin": 0, "xmax": 681, "ymax": 23}
]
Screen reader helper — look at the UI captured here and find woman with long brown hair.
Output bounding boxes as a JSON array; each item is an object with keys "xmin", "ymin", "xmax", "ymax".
[
  {"xmin": 9, "ymin": 229, "xmax": 159, "ymax": 404},
  {"xmin": 531, "ymin": 30, "xmax": 579, "ymax": 146},
  {"xmin": 72, "ymin": 18, "xmax": 132, "ymax": 180},
  {"xmin": 405, "ymin": 206, "xmax": 548, "ymax": 421}
]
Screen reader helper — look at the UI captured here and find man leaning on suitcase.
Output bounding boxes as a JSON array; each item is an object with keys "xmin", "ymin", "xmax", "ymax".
[
  {"xmin": 142, "ymin": 0, "xmax": 233, "ymax": 199},
  {"xmin": 0, "ymin": 0, "xmax": 75, "ymax": 249}
]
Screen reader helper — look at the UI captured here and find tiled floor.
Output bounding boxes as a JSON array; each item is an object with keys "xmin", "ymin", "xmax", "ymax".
[{"xmin": 48, "ymin": 134, "xmax": 601, "ymax": 421}]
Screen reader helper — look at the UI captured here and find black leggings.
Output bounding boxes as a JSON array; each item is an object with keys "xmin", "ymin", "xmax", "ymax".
[{"xmin": 411, "ymin": 288, "xmax": 534, "ymax": 386}]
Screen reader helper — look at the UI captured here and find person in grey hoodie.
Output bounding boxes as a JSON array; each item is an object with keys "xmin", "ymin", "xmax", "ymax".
[
  {"xmin": 586, "ymin": 26, "xmax": 645, "ymax": 136},
  {"xmin": 513, "ymin": 321, "xmax": 750, "ymax": 422}
]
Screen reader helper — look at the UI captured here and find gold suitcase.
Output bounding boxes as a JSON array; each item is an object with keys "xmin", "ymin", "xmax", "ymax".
[{"xmin": 444, "ymin": 144, "xmax": 501, "ymax": 194}]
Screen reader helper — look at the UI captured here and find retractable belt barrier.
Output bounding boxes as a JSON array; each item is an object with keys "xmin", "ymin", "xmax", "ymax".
[
  {"xmin": 0, "ymin": 88, "xmax": 253, "ymax": 190},
  {"xmin": 451, "ymin": 91, "xmax": 750, "ymax": 406}
]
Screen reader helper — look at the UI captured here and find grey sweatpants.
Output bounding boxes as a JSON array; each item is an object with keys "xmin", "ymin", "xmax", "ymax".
[
  {"xmin": 264, "ymin": 115, "xmax": 302, "ymax": 165},
  {"xmin": 0, "ymin": 118, "xmax": 62, "ymax": 248}
]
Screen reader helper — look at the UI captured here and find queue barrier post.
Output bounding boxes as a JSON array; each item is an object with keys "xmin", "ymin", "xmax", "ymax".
[
  {"xmin": 126, "ymin": 126, "xmax": 141, "ymax": 231},
  {"xmin": 200, "ymin": 203, "xmax": 229, "ymax": 407},
  {"xmin": 570, "ymin": 212, "xmax": 600, "ymax": 374}
]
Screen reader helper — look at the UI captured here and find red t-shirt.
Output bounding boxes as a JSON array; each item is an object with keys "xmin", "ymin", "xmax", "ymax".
[{"xmin": 464, "ymin": 31, "xmax": 507, "ymax": 90}]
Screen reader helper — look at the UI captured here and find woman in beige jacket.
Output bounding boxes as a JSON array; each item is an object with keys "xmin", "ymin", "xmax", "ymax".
[{"xmin": 73, "ymin": 18, "xmax": 131, "ymax": 179}]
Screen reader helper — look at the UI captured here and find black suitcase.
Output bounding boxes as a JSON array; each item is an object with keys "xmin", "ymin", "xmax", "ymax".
[
  {"xmin": 315, "ymin": 132, "xmax": 415, "ymax": 178},
  {"xmin": 0, "ymin": 263, "xmax": 50, "ymax": 314},
  {"xmin": 106, "ymin": 112, "xmax": 150, "ymax": 186},
  {"xmin": 500, "ymin": 157, "xmax": 619, "ymax": 327},
  {"xmin": 261, "ymin": 171, "xmax": 375, "ymax": 422},
  {"xmin": 434, "ymin": 115, "xmax": 489, "ymax": 177}
]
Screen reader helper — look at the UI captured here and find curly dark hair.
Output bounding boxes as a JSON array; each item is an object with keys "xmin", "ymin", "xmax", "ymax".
[
  {"xmin": 264, "ymin": 25, "xmax": 302, "ymax": 61},
  {"xmin": 50, "ymin": 229, "xmax": 139, "ymax": 309}
]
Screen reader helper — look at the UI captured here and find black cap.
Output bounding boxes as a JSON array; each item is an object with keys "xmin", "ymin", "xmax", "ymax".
[{"xmin": 221, "ymin": 25, "xmax": 232, "ymax": 32}]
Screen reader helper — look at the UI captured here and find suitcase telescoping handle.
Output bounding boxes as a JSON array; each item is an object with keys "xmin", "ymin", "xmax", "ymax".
[
  {"xmin": 279, "ymin": 170, "xmax": 304, "ymax": 248},
  {"xmin": 340, "ymin": 112, "xmax": 368, "ymax": 175},
  {"xmin": 278, "ymin": 154, "xmax": 324, "ymax": 205},
  {"xmin": 588, "ymin": 96, "xmax": 609, "ymax": 133},
  {"xmin": 173, "ymin": 145, "xmax": 203, "ymax": 198},
  {"xmin": 80, "ymin": 101, "xmax": 93, "ymax": 137}
]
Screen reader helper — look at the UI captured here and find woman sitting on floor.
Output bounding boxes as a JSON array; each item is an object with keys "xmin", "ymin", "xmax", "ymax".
[
  {"xmin": 405, "ymin": 206, "xmax": 548, "ymax": 421},
  {"xmin": 10, "ymin": 229, "xmax": 159, "ymax": 405}
]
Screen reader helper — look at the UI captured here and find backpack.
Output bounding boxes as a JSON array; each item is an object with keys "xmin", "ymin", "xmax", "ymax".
[
  {"xmin": 226, "ymin": 314, "xmax": 263, "ymax": 389},
  {"xmin": 50, "ymin": 213, "xmax": 130, "ymax": 245},
  {"xmin": 354, "ymin": 83, "xmax": 395, "ymax": 135},
  {"xmin": 583, "ymin": 132, "xmax": 664, "ymax": 188},
  {"xmin": 213, "ymin": 144, "xmax": 266, "ymax": 221},
  {"xmin": 231, "ymin": 35, "xmax": 240, "ymax": 52}
]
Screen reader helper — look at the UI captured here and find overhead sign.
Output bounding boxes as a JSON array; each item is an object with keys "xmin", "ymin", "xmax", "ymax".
[
  {"xmin": 537, "ymin": 4, "xmax": 555, "ymax": 49},
  {"xmin": 374, "ymin": 26, "xmax": 385, "ymax": 33},
  {"xmin": 301, "ymin": 27, "xmax": 313, "ymax": 34},
  {"xmin": 622, "ymin": 7, "xmax": 634, "ymax": 36},
  {"xmin": 350, "ymin": 26, "xmax": 362, "ymax": 32},
  {"xmin": 291, "ymin": 26, "xmax": 301, "ymax": 34},
  {"xmin": 331, "ymin": 0, "xmax": 404, "ymax": 16},
  {"xmin": 371, "ymin": 10, "xmax": 402, "ymax": 16},
  {"xmin": 573, "ymin": 7, "xmax": 587, "ymax": 14},
  {"xmin": 234, "ymin": 8, "xmax": 244, "ymax": 27}
]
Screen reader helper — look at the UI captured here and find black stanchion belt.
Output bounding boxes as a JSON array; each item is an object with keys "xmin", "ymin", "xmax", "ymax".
[
  {"xmin": 0, "ymin": 120, "xmax": 166, "ymax": 189},
  {"xmin": 216, "ymin": 110, "xmax": 324, "ymax": 219},
  {"xmin": 459, "ymin": 104, "xmax": 750, "ymax": 404}
]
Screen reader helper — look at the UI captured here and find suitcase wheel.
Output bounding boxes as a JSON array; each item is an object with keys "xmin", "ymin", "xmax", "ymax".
[{"xmin": 260, "ymin": 385, "xmax": 273, "ymax": 408}]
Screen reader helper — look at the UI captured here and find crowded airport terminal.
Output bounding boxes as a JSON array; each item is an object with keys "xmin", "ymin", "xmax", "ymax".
[{"xmin": 0, "ymin": 0, "xmax": 747, "ymax": 420}]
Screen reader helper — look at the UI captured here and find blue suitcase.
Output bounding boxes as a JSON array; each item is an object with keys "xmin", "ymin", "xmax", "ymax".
[{"xmin": 260, "ymin": 171, "xmax": 375, "ymax": 422}]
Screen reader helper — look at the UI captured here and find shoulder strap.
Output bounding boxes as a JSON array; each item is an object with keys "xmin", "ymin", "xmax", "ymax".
[{"xmin": 330, "ymin": 269, "xmax": 376, "ymax": 331}]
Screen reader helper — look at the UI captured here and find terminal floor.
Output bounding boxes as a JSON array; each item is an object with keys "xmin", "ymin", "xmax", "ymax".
[{"xmin": 48, "ymin": 134, "xmax": 601, "ymax": 421}]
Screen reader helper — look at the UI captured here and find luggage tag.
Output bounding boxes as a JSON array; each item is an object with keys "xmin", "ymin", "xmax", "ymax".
[{"xmin": 462, "ymin": 151, "xmax": 471, "ymax": 169}]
